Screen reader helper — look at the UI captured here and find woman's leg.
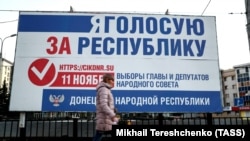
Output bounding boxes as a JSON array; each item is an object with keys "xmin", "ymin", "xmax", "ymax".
[{"xmin": 93, "ymin": 131, "xmax": 103, "ymax": 141}]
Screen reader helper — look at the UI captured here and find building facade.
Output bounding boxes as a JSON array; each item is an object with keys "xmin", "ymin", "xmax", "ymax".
[
  {"xmin": 221, "ymin": 69, "xmax": 238, "ymax": 107},
  {"xmin": 0, "ymin": 58, "xmax": 13, "ymax": 94},
  {"xmin": 231, "ymin": 63, "xmax": 250, "ymax": 117}
]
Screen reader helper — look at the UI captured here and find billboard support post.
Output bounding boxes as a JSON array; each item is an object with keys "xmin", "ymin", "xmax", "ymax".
[
  {"xmin": 73, "ymin": 118, "xmax": 78, "ymax": 138},
  {"xmin": 158, "ymin": 113, "xmax": 164, "ymax": 125},
  {"xmin": 19, "ymin": 112, "xmax": 26, "ymax": 138},
  {"xmin": 206, "ymin": 113, "xmax": 213, "ymax": 125}
]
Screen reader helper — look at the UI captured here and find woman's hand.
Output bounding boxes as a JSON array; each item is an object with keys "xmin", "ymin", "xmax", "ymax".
[{"xmin": 112, "ymin": 116, "xmax": 119, "ymax": 122}]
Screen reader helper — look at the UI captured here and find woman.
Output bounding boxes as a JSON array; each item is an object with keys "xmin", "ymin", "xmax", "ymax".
[{"xmin": 93, "ymin": 73, "xmax": 118, "ymax": 141}]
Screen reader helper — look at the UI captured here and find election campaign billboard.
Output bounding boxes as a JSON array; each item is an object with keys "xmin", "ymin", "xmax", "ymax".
[{"xmin": 9, "ymin": 11, "xmax": 223, "ymax": 112}]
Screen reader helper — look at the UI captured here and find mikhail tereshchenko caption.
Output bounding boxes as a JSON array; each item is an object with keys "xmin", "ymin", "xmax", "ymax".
[{"xmin": 115, "ymin": 128, "xmax": 245, "ymax": 138}]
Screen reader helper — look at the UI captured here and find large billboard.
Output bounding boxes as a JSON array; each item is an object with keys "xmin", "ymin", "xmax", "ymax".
[{"xmin": 9, "ymin": 11, "xmax": 222, "ymax": 112}]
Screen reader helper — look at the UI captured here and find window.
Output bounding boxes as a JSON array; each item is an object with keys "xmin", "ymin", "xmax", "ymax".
[
  {"xmin": 225, "ymin": 94, "xmax": 229, "ymax": 98},
  {"xmin": 231, "ymin": 76, "xmax": 235, "ymax": 80},
  {"xmin": 247, "ymin": 81, "xmax": 250, "ymax": 86},
  {"xmin": 237, "ymin": 69, "xmax": 240, "ymax": 74},
  {"xmin": 224, "ymin": 77, "xmax": 227, "ymax": 81},
  {"xmin": 238, "ymin": 82, "xmax": 241, "ymax": 87},
  {"xmin": 232, "ymin": 84, "xmax": 236, "ymax": 89},
  {"xmin": 224, "ymin": 85, "xmax": 228, "ymax": 90},
  {"xmin": 233, "ymin": 93, "xmax": 238, "ymax": 98}
]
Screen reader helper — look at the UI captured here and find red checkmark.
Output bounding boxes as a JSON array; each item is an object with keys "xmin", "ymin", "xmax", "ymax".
[{"xmin": 28, "ymin": 58, "xmax": 56, "ymax": 86}]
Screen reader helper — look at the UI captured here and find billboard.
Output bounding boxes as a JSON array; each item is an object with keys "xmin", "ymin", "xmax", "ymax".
[{"xmin": 9, "ymin": 11, "xmax": 222, "ymax": 112}]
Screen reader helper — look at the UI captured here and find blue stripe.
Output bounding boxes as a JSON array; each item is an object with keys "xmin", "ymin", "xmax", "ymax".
[
  {"xmin": 18, "ymin": 15, "xmax": 93, "ymax": 32},
  {"xmin": 42, "ymin": 89, "xmax": 223, "ymax": 112}
]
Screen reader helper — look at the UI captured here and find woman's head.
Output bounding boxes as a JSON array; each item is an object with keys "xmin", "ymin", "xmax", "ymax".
[{"xmin": 102, "ymin": 73, "xmax": 114, "ymax": 86}]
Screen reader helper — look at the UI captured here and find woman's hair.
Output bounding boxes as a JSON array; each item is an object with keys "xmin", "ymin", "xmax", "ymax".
[{"xmin": 102, "ymin": 73, "xmax": 114, "ymax": 82}]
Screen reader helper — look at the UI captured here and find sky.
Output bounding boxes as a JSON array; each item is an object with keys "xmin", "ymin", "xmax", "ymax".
[{"xmin": 0, "ymin": 0, "xmax": 249, "ymax": 70}]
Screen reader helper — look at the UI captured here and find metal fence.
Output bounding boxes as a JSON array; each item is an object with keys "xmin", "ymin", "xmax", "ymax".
[{"xmin": 1, "ymin": 115, "xmax": 250, "ymax": 140}]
